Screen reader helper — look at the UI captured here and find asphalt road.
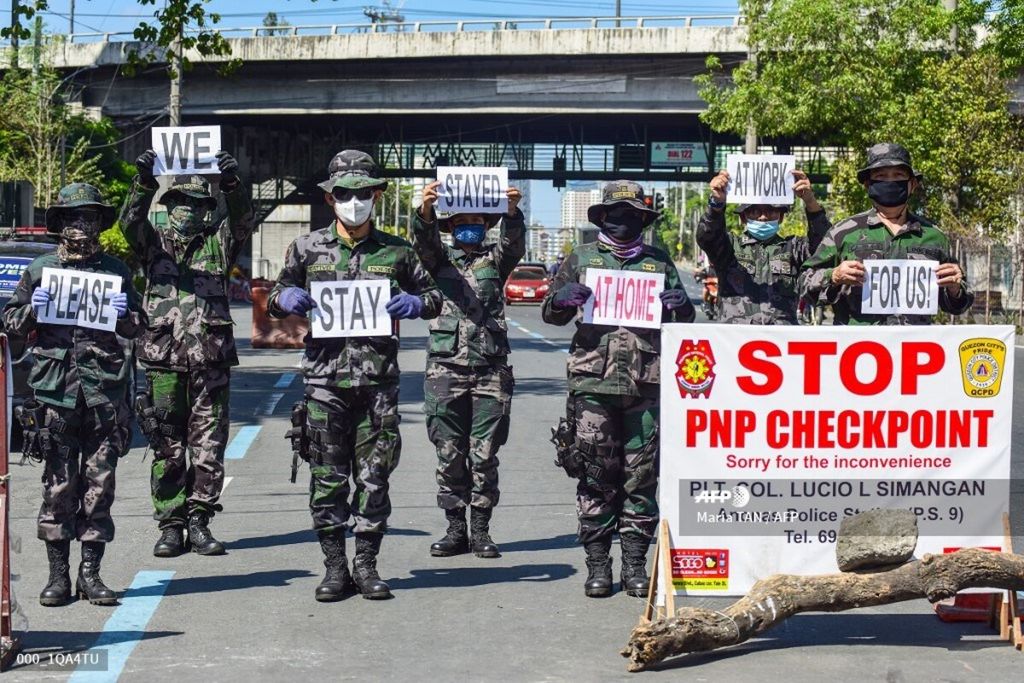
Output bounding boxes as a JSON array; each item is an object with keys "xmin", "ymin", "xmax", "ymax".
[{"xmin": 5, "ymin": 272, "xmax": 1024, "ymax": 682}]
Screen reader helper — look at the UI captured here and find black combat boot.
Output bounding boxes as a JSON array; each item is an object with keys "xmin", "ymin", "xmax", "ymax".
[
  {"xmin": 620, "ymin": 533, "xmax": 651, "ymax": 597},
  {"xmin": 584, "ymin": 538, "xmax": 613, "ymax": 598},
  {"xmin": 188, "ymin": 511, "xmax": 226, "ymax": 556},
  {"xmin": 39, "ymin": 539, "xmax": 72, "ymax": 607},
  {"xmin": 76, "ymin": 541, "xmax": 118, "ymax": 605},
  {"xmin": 469, "ymin": 506, "xmax": 500, "ymax": 558},
  {"xmin": 430, "ymin": 508, "xmax": 469, "ymax": 557},
  {"xmin": 315, "ymin": 530, "xmax": 352, "ymax": 602},
  {"xmin": 153, "ymin": 525, "xmax": 186, "ymax": 558},
  {"xmin": 351, "ymin": 532, "xmax": 392, "ymax": 600}
]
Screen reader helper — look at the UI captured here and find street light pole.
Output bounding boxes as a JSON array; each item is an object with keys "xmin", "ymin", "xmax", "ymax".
[{"xmin": 169, "ymin": 29, "xmax": 183, "ymax": 125}]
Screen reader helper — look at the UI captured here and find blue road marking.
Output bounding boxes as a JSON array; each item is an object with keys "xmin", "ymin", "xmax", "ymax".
[
  {"xmin": 68, "ymin": 570, "xmax": 175, "ymax": 683},
  {"xmin": 225, "ymin": 425, "xmax": 262, "ymax": 460},
  {"xmin": 274, "ymin": 372, "xmax": 297, "ymax": 388}
]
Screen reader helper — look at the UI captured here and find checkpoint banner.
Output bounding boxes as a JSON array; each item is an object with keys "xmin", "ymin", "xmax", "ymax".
[{"xmin": 659, "ymin": 324, "xmax": 1015, "ymax": 596}]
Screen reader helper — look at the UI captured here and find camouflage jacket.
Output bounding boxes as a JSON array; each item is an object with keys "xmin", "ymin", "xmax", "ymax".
[
  {"xmin": 268, "ymin": 222, "xmax": 442, "ymax": 388},
  {"xmin": 119, "ymin": 178, "xmax": 255, "ymax": 371},
  {"xmin": 802, "ymin": 208, "xmax": 973, "ymax": 325},
  {"xmin": 1, "ymin": 252, "xmax": 146, "ymax": 409},
  {"xmin": 411, "ymin": 210, "xmax": 525, "ymax": 367},
  {"xmin": 541, "ymin": 241, "xmax": 694, "ymax": 398},
  {"xmin": 697, "ymin": 207, "xmax": 831, "ymax": 324}
]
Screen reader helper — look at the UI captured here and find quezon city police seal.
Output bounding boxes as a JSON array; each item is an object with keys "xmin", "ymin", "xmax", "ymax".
[{"xmin": 958, "ymin": 337, "xmax": 1007, "ymax": 398}]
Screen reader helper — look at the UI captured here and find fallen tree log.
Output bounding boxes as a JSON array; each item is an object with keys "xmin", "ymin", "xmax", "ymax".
[{"xmin": 621, "ymin": 548, "xmax": 1024, "ymax": 672}]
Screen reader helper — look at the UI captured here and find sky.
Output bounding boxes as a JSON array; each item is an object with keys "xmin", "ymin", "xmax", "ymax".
[{"xmin": 15, "ymin": 0, "xmax": 743, "ymax": 226}]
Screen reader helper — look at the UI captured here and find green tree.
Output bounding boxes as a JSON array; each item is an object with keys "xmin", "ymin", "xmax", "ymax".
[
  {"xmin": 695, "ymin": 0, "xmax": 1021, "ymax": 241},
  {"xmin": 262, "ymin": 12, "xmax": 292, "ymax": 36}
]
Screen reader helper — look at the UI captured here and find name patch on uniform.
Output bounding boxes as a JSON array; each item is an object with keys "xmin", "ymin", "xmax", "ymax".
[
  {"xmin": 309, "ymin": 280, "xmax": 391, "ymax": 338},
  {"xmin": 38, "ymin": 267, "xmax": 123, "ymax": 332},
  {"xmin": 366, "ymin": 265, "xmax": 395, "ymax": 275},
  {"xmin": 589, "ymin": 258, "xmax": 604, "ymax": 266},
  {"xmin": 308, "ymin": 264, "xmax": 336, "ymax": 273},
  {"xmin": 642, "ymin": 263, "xmax": 658, "ymax": 272}
]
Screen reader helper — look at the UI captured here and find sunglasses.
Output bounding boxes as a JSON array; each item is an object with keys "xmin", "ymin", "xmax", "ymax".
[
  {"xmin": 332, "ymin": 188, "xmax": 375, "ymax": 202},
  {"xmin": 62, "ymin": 208, "xmax": 102, "ymax": 222}
]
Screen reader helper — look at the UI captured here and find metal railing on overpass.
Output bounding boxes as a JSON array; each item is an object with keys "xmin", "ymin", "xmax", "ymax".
[{"xmin": 60, "ymin": 15, "xmax": 744, "ymax": 44}]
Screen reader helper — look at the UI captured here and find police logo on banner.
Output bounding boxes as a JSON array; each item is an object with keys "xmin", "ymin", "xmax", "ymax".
[
  {"xmin": 959, "ymin": 337, "xmax": 1006, "ymax": 398},
  {"xmin": 675, "ymin": 339, "xmax": 716, "ymax": 398}
]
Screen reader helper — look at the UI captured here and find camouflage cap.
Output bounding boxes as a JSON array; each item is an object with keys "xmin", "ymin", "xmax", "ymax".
[
  {"xmin": 317, "ymin": 150, "xmax": 389, "ymax": 192},
  {"xmin": 856, "ymin": 143, "xmax": 923, "ymax": 183},
  {"xmin": 158, "ymin": 174, "xmax": 218, "ymax": 210},
  {"xmin": 44, "ymin": 183, "xmax": 115, "ymax": 233},
  {"xmin": 586, "ymin": 180, "xmax": 659, "ymax": 228}
]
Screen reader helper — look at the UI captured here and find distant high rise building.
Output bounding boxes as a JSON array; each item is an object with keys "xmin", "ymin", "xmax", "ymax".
[{"xmin": 560, "ymin": 187, "xmax": 601, "ymax": 230}]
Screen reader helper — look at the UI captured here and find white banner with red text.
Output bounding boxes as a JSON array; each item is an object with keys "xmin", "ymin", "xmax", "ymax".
[{"xmin": 659, "ymin": 324, "xmax": 1014, "ymax": 596}]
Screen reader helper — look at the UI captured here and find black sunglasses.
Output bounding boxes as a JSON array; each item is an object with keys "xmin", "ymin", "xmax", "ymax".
[
  {"xmin": 332, "ymin": 188, "xmax": 375, "ymax": 201},
  {"xmin": 62, "ymin": 208, "xmax": 102, "ymax": 222}
]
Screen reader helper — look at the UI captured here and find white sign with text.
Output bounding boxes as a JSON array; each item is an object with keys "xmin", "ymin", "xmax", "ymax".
[
  {"xmin": 151, "ymin": 125, "xmax": 222, "ymax": 176},
  {"xmin": 725, "ymin": 154, "xmax": 796, "ymax": 205},
  {"xmin": 582, "ymin": 268, "xmax": 664, "ymax": 329},
  {"xmin": 309, "ymin": 280, "xmax": 391, "ymax": 338},
  {"xmin": 38, "ymin": 267, "xmax": 122, "ymax": 332},
  {"xmin": 861, "ymin": 259, "xmax": 940, "ymax": 315},
  {"xmin": 435, "ymin": 166, "xmax": 508, "ymax": 218}
]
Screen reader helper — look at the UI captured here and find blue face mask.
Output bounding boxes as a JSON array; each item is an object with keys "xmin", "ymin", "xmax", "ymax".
[
  {"xmin": 453, "ymin": 224, "xmax": 486, "ymax": 245},
  {"xmin": 745, "ymin": 219, "xmax": 780, "ymax": 241}
]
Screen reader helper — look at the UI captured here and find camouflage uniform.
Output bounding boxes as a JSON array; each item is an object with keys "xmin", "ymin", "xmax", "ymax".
[
  {"xmin": 697, "ymin": 207, "xmax": 831, "ymax": 324},
  {"xmin": 542, "ymin": 241, "xmax": 694, "ymax": 544},
  {"xmin": 2, "ymin": 251, "xmax": 145, "ymax": 542},
  {"xmin": 802, "ymin": 208, "xmax": 973, "ymax": 324},
  {"xmin": 412, "ymin": 210, "xmax": 525, "ymax": 511},
  {"xmin": 119, "ymin": 176, "xmax": 255, "ymax": 526},
  {"xmin": 269, "ymin": 223, "xmax": 442, "ymax": 534}
]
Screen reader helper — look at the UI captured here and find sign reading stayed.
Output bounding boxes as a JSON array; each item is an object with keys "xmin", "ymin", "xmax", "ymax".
[
  {"xmin": 582, "ymin": 268, "xmax": 665, "ymax": 329},
  {"xmin": 309, "ymin": 280, "xmax": 391, "ymax": 338},
  {"xmin": 151, "ymin": 126, "xmax": 222, "ymax": 176},
  {"xmin": 38, "ymin": 266, "xmax": 122, "ymax": 332},
  {"xmin": 435, "ymin": 166, "xmax": 508, "ymax": 218},
  {"xmin": 725, "ymin": 154, "xmax": 796, "ymax": 205},
  {"xmin": 861, "ymin": 259, "xmax": 939, "ymax": 315}
]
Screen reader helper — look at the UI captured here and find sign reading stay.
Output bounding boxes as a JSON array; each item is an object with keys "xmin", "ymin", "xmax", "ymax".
[
  {"xmin": 725, "ymin": 154, "xmax": 796, "ymax": 206},
  {"xmin": 582, "ymin": 268, "xmax": 665, "ymax": 329},
  {"xmin": 38, "ymin": 267, "xmax": 122, "ymax": 332},
  {"xmin": 309, "ymin": 280, "xmax": 391, "ymax": 338},
  {"xmin": 435, "ymin": 166, "xmax": 508, "ymax": 218},
  {"xmin": 151, "ymin": 125, "xmax": 222, "ymax": 176},
  {"xmin": 861, "ymin": 259, "xmax": 939, "ymax": 315}
]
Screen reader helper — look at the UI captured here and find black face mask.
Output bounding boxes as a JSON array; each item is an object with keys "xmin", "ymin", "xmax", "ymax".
[
  {"xmin": 867, "ymin": 180, "xmax": 910, "ymax": 208},
  {"xmin": 601, "ymin": 211, "xmax": 646, "ymax": 242}
]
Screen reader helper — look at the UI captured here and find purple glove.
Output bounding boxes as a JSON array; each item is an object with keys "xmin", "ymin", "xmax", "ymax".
[
  {"xmin": 112, "ymin": 292, "xmax": 129, "ymax": 318},
  {"xmin": 277, "ymin": 287, "xmax": 316, "ymax": 316},
  {"xmin": 552, "ymin": 283, "xmax": 593, "ymax": 309},
  {"xmin": 385, "ymin": 292, "xmax": 423, "ymax": 319},
  {"xmin": 31, "ymin": 287, "xmax": 51, "ymax": 314},
  {"xmin": 659, "ymin": 289, "xmax": 691, "ymax": 310}
]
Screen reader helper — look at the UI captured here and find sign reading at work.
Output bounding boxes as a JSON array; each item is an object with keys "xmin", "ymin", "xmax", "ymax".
[
  {"xmin": 725, "ymin": 154, "xmax": 796, "ymax": 206},
  {"xmin": 435, "ymin": 166, "xmax": 508, "ymax": 218},
  {"xmin": 38, "ymin": 266, "xmax": 123, "ymax": 332},
  {"xmin": 309, "ymin": 280, "xmax": 392, "ymax": 338},
  {"xmin": 582, "ymin": 268, "xmax": 665, "ymax": 329},
  {"xmin": 861, "ymin": 259, "xmax": 939, "ymax": 315},
  {"xmin": 151, "ymin": 125, "xmax": 222, "ymax": 176}
]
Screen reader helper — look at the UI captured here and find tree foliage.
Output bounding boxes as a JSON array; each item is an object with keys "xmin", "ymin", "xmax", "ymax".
[{"xmin": 695, "ymin": 0, "xmax": 1023, "ymax": 241}]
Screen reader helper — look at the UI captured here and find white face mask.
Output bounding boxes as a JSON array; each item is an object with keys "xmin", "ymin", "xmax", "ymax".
[{"xmin": 334, "ymin": 196, "xmax": 374, "ymax": 228}]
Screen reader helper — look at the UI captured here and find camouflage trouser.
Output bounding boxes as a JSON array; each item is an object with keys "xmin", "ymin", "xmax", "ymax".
[
  {"xmin": 147, "ymin": 368, "xmax": 230, "ymax": 528},
  {"xmin": 37, "ymin": 397, "xmax": 131, "ymax": 543},
  {"xmin": 572, "ymin": 391, "xmax": 659, "ymax": 544},
  {"xmin": 424, "ymin": 360, "xmax": 513, "ymax": 510},
  {"xmin": 305, "ymin": 382, "xmax": 401, "ymax": 534}
]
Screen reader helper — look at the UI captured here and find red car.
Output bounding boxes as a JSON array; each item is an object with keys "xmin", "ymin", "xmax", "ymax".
[{"xmin": 504, "ymin": 265, "xmax": 551, "ymax": 304}]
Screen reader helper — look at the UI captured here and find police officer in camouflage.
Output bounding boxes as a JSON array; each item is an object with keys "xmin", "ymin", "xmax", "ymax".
[
  {"xmin": 802, "ymin": 143, "xmax": 972, "ymax": 323},
  {"xmin": 121, "ymin": 149, "xmax": 255, "ymax": 557},
  {"xmin": 698, "ymin": 169, "xmax": 830, "ymax": 324},
  {"xmin": 269, "ymin": 150, "xmax": 442, "ymax": 602},
  {"xmin": 412, "ymin": 179, "xmax": 525, "ymax": 559},
  {"xmin": 542, "ymin": 181, "xmax": 695, "ymax": 598},
  {"xmin": 2, "ymin": 184, "xmax": 146, "ymax": 606}
]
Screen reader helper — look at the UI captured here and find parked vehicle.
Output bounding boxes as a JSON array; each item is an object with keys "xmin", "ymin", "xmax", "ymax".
[{"xmin": 504, "ymin": 265, "xmax": 551, "ymax": 304}]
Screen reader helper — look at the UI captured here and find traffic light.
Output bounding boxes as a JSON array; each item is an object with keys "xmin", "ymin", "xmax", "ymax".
[
  {"xmin": 643, "ymin": 195, "xmax": 654, "ymax": 209},
  {"xmin": 654, "ymin": 192, "xmax": 665, "ymax": 212}
]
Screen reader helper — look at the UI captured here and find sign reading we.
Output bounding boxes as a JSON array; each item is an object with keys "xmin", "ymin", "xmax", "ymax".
[{"xmin": 151, "ymin": 126, "xmax": 222, "ymax": 176}]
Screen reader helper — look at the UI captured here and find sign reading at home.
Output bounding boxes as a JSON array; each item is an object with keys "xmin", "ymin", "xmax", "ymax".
[
  {"xmin": 38, "ymin": 267, "xmax": 122, "ymax": 332},
  {"xmin": 435, "ymin": 166, "xmax": 508, "ymax": 218},
  {"xmin": 725, "ymin": 154, "xmax": 796, "ymax": 205},
  {"xmin": 861, "ymin": 259, "xmax": 940, "ymax": 315},
  {"xmin": 582, "ymin": 268, "xmax": 665, "ymax": 329},
  {"xmin": 151, "ymin": 125, "xmax": 222, "ymax": 176},
  {"xmin": 309, "ymin": 280, "xmax": 391, "ymax": 338}
]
